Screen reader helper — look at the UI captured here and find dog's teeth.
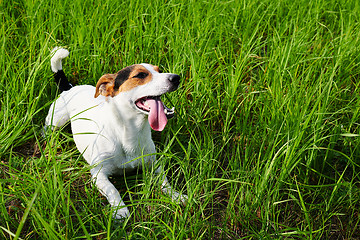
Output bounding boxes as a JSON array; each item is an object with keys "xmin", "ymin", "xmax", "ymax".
[
  {"xmin": 164, "ymin": 109, "xmax": 168, "ymax": 114},
  {"xmin": 171, "ymin": 107, "xmax": 175, "ymax": 111}
]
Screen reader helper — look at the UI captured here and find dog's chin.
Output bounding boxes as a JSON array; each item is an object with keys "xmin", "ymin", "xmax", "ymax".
[{"xmin": 134, "ymin": 96, "xmax": 175, "ymax": 119}]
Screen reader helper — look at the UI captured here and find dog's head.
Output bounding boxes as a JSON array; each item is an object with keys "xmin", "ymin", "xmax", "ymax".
[{"xmin": 94, "ymin": 64, "xmax": 180, "ymax": 131}]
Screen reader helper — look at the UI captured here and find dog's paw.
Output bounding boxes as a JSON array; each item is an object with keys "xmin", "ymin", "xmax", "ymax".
[
  {"xmin": 172, "ymin": 193, "xmax": 188, "ymax": 206},
  {"xmin": 178, "ymin": 194, "xmax": 188, "ymax": 205},
  {"xmin": 113, "ymin": 207, "xmax": 130, "ymax": 220},
  {"xmin": 169, "ymin": 190, "xmax": 188, "ymax": 205}
]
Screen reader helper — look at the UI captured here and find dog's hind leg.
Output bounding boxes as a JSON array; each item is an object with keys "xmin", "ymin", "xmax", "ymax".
[{"xmin": 44, "ymin": 96, "xmax": 70, "ymax": 130}]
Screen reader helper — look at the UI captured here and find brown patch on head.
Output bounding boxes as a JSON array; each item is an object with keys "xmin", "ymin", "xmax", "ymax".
[
  {"xmin": 94, "ymin": 74, "xmax": 117, "ymax": 98},
  {"xmin": 94, "ymin": 64, "xmax": 155, "ymax": 98},
  {"xmin": 117, "ymin": 65, "xmax": 153, "ymax": 92}
]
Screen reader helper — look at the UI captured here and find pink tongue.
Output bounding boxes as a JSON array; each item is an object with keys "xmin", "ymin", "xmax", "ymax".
[{"xmin": 147, "ymin": 98, "xmax": 168, "ymax": 131}]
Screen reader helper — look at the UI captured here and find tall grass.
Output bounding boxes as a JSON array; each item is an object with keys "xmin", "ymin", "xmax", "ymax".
[{"xmin": 1, "ymin": 0, "xmax": 360, "ymax": 239}]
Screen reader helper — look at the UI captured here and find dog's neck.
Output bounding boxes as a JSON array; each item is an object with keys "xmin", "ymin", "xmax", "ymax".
[{"xmin": 106, "ymin": 96, "xmax": 153, "ymax": 151}]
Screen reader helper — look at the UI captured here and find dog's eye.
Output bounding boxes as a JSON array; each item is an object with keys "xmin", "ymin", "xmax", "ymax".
[{"xmin": 133, "ymin": 72, "xmax": 148, "ymax": 79}]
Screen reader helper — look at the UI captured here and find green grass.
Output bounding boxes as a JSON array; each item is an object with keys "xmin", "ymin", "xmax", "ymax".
[{"xmin": 1, "ymin": 0, "xmax": 360, "ymax": 238}]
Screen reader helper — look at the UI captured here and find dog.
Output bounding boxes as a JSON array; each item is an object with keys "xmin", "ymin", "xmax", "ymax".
[{"xmin": 45, "ymin": 48, "xmax": 187, "ymax": 219}]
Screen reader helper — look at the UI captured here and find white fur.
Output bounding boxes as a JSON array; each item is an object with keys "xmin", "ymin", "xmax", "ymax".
[
  {"xmin": 51, "ymin": 47, "xmax": 69, "ymax": 72},
  {"xmin": 45, "ymin": 53, "xmax": 187, "ymax": 219}
]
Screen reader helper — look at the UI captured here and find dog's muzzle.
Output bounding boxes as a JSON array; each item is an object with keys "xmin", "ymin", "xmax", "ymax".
[{"xmin": 134, "ymin": 74, "xmax": 180, "ymax": 131}]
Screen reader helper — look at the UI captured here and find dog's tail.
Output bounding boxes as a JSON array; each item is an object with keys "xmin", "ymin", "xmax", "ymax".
[{"xmin": 51, "ymin": 47, "xmax": 73, "ymax": 92}]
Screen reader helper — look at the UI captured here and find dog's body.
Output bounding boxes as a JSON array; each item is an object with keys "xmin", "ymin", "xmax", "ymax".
[{"xmin": 45, "ymin": 48, "xmax": 186, "ymax": 219}]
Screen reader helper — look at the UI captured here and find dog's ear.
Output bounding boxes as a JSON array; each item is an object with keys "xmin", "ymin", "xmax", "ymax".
[
  {"xmin": 95, "ymin": 66, "xmax": 134, "ymax": 97},
  {"xmin": 94, "ymin": 74, "xmax": 116, "ymax": 98}
]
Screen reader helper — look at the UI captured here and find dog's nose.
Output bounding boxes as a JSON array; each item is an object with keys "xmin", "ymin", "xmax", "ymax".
[{"xmin": 168, "ymin": 74, "xmax": 180, "ymax": 86}]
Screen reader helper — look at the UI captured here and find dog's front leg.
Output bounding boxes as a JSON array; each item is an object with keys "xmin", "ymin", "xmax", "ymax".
[
  {"xmin": 155, "ymin": 167, "xmax": 188, "ymax": 204},
  {"xmin": 91, "ymin": 171, "xmax": 130, "ymax": 220}
]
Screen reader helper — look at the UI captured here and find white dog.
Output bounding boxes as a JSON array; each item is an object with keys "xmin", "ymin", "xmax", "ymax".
[{"xmin": 45, "ymin": 48, "xmax": 187, "ymax": 219}]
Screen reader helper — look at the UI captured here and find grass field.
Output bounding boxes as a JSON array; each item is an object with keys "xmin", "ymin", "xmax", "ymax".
[{"xmin": 1, "ymin": 0, "xmax": 360, "ymax": 239}]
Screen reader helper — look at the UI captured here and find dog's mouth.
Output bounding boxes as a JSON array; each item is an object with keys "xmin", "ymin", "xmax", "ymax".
[{"xmin": 135, "ymin": 96, "xmax": 175, "ymax": 131}]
